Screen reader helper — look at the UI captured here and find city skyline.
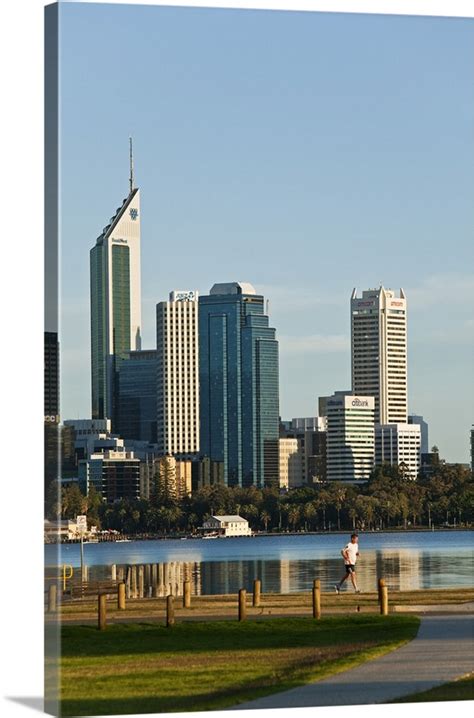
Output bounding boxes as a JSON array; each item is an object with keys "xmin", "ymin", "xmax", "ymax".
[{"xmin": 56, "ymin": 3, "xmax": 474, "ymax": 462}]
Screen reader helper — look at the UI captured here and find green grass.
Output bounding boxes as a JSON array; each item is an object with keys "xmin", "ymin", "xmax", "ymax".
[
  {"xmin": 60, "ymin": 614, "xmax": 419, "ymax": 715},
  {"xmin": 394, "ymin": 673, "xmax": 474, "ymax": 703}
]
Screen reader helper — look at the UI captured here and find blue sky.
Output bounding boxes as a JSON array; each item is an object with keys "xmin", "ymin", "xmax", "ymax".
[{"xmin": 58, "ymin": 2, "xmax": 474, "ymax": 462}]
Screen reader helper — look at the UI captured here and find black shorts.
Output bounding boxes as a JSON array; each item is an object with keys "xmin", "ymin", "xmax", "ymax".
[{"xmin": 345, "ymin": 564, "xmax": 356, "ymax": 574}]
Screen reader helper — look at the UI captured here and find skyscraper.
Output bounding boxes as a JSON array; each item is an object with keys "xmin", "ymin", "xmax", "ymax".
[
  {"xmin": 351, "ymin": 286, "xmax": 407, "ymax": 424},
  {"xmin": 199, "ymin": 282, "xmax": 279, "ymax": 488},
  {"xmin": 156, "ymin": 290, "xmax": 200, "ymax": 456},
  {"xmin": 90, "ymin": 140, "xmax": 142, "ymax": 426}
]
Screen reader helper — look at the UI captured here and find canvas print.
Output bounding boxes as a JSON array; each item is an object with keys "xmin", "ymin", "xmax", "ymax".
[{"xmin": 44, "ymin": 1, "xmax": 474, "ymax": 716}]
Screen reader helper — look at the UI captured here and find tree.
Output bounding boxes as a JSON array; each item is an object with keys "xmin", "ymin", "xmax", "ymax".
[{"xmin": 260, "ymin": 510, "xmax": 271, "ymax": 532}]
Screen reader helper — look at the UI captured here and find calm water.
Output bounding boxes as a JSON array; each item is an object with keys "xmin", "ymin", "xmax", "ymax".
[{"xmin": 45, "ymin": 530, "xmax": 474, "ymax": 594}]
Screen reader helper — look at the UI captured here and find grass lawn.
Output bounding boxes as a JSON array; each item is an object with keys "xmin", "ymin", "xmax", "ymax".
[
  {"xmin": 393, "ymin": 673, "xmax": 474, "ymax": 703},
  {"xmin": 60, "ymin": 614, "xmax": 419, "ymax": 716}
]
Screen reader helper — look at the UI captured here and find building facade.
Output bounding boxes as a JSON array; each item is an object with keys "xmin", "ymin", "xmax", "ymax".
[
  {"xmin": 79, "ymin": 450, "xmax": 141, "ymax": 503},
  {"xmin": 117, "ymin": 349, "xmax": 157, "ymax": 443},
  {"xmin": 351, "ymin": 286, "xmax": 407, "ymax": 424},
  {"xmin": 375, "ymin": 423, "xmax": 421, "ymax": 479},
  {"xmin": 408, "ymin": 414, "xmax": 429, "ymax": 455},
  {"xmin": 326, "ymin": 391, "xmax": 375, "ymax": 482},
  {"xmin": 281, "ymin": 417, "xmax": 327, "ymax": 484},
  {"xmin": 278, "ymin": 438, "xmax": 303, "ymax": 489},
  {"xmin": 156, "ymin": 291, "xmax": 199, "ymax": 456},
  {"xmin": 199, "ymin": 282, "xmax": 279, "ymax": 488},
  {"xmin": 90, "ymin": 149, "xmax": 142, "ymax": 426}
]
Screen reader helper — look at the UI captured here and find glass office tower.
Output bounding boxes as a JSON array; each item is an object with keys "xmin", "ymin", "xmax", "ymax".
[
  {"xmin": 199, "ymin": 282, "xmax": 279, "ymax": 488},
  {"xmin": 117, "ymin": 349, "xmax": 157, "ymax": 442},
  {"xmin": 90, "ymin": 159, "xmax": 142, "ymax": 426}
]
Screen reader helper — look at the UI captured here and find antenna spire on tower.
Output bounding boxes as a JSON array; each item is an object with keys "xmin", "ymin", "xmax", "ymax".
[{"xmin": 129, "ymin": 137, "xmax": 134, "ymax": 193}]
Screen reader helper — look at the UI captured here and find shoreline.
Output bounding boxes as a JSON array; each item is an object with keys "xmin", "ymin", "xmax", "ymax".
[{"xmin": 45, "ymin": 526, "xmax": 473, "ymax": 545}]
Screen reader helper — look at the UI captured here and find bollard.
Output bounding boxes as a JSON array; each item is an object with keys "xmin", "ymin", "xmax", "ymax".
[
  {"xmin": 118, "ymin": 582, "xmax": 126, "ymax": 610},
  {"xmin": 166, "ymin": 595, "xmax": 175, "ymax": 627},
  {"xmin": 111, "ymin": 564, "xmax": 117, "ymax": 582},
  {"xmin": 380, "ymin": 586, "xmax": 389, "ymax": 616},
  {"xmin": 312, "ymin": 579, "xmax": 321, "ymax": 619},
  {"xmin": 48, "ymin": 584, "xmax": 57, "ymax": 613},
  {"xmin": 238, "ymin": 589, "xmax": 247, "ymax": 621},
  {"xmin": 378, "ymin": 578, "xmax": 385, "ymax": 605},
  {"xmin": 125, "ymin": 566, "xmax": 131, "ymax": 599},
  {"xmin": 98, "ymin": 593, "xmax": 107, "ymax": 630},
  {"xmin": 253, "ymin": 579, "xmax": 261, "ymax": 608},
  {"xmin": 131, "ymin": 565, "xmax": 138, "ymax": 598},
  {"xmin": 183, "ymin": 580, "xmax": 191, "ymax": 608},
  {"xmin": 118, "ymin": 566, "xmax": 124, "ymax": 582},
  {"xmin": 138, "ymin": 565, "xmax": 145, "ymax": 598}
]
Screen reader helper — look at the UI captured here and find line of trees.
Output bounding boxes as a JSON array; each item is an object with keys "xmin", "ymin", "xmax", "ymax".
[{"xmin": 51, "ymin": 463, "xmax": 473, "ymax": 535}]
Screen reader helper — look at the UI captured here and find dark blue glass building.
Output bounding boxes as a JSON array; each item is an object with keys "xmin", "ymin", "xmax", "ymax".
[
  {"xmin": 199, "ymin": 282, "xmax": 279, "ymax": 488},
  {"xmin": 117, "ymin": 349, "xmax": 157, "ymax": 443}
]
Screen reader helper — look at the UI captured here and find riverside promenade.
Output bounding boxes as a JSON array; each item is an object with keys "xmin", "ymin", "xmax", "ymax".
[{"xmin": 233, "ymin": 613, "xmax": 474, "ymax": 709}]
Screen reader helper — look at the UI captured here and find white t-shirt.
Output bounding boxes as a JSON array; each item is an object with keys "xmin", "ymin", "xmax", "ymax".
[{"xmin": 342, "ymin": 542, "xmax": 358, "ymax": 565}]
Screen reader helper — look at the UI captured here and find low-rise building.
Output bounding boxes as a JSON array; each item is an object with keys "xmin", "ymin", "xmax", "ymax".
[{"xmin": 200, "ymin": 515, "xmax": 252, "ymax": 537}]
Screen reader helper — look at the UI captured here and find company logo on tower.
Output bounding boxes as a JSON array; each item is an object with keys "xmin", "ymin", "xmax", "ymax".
[
  {"xmin": 352, "ymin": 398, "xmax": 369, "ymax": 407},
  {"xmin": 130, "ymin": 208, "xmax": 139, "ymax": 220}
]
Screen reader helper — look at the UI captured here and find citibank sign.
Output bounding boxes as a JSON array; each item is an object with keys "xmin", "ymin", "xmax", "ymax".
[{"xmin": 352, "ymin": 399, "xmax": 369, "ymax": 407}]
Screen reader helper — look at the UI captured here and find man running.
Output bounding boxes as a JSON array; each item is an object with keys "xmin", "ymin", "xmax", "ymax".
[{"xmin": 335, "ymin": 533, "xmax": 361, "ymax": 594}]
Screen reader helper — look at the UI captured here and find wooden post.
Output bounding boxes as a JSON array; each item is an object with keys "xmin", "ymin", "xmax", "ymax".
[
  {"xmin": 117, "ymin": 566, "xmax": 124, "ymax": 582},
  {"xmin": 152, "ymin": 564, "xmax": 158, "ymax": 593},
  {"xmin": 380, "ymin": 585, "xmax": 389, "ymax": 616},
  {"xmin": 166, "ymin": 595, "xmax": 175, "ymax": 627},
  {"xmin": 48, "ymin": 584, "xmax": 57, "ymax": 613},
  {"xmin": 312, "ymin": 579, "xmax": 321, "ymax": 619},
  {"xmin": 117, "ymin": 582, "xmax": 126, "ymax": 610},
  {"xmin": 378, "ymin": 578, "xmax": 386, "ymax": 606},
  {"xmin": 131, "ymin": 565, "xmax": 137, "ymax": 598},
  {"xmin": 145, "ymin": 564, "xmax": 151, "ymax": 593},
  {"xmin": 98, "ymin": 594, "xmax": 107, "ymax": 630},
  {"xmin": 238, "ymin": 589, "xmax": 247, "ymax": 621},
  {"xmin": 138, "ymin": 565, "xmax": 145, "ymax": 598},
  {"xmin": 253, "ymin": 579, "xmax": 261, "ymax": 607},
  {"xmin": 111, "ymin": 564, "xmax": 117, "ymax": 582},
  {"xmin": 183, "ymin": 580, "xmax": 191, "ymax": 608},
  {"xmin": 125, "ymin": 566, "xmax": 131, "ymax": 599}
]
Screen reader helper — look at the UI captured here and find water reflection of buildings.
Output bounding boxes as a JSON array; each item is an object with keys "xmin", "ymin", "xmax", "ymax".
[
  {"xmin": 86, "ymin": 544, "xmax": 472, "ymax": 594},
  {"xmin": 375, "ymin": 549, "xmax": 421, "ymax": 591}
]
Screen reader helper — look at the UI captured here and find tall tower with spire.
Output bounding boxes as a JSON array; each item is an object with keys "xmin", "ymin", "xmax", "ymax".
[{"xmin": 90, "ymin": 140, "xmax": 142, "ymax": 425}]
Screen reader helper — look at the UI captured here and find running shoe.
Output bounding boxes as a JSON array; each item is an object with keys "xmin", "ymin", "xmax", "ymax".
[{"xmin": 334, "ymin": 584, "xmax": 340, "ymax": 594}]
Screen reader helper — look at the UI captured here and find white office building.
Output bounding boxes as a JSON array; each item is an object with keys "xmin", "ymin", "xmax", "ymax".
[
  {"xmin": 375, "ymin": 423, "xmax": 421, "ymax": 479},
  {"xmin": 156, "ymin": 291, "xmax": 200, "ymax": 455},
  {"xmin": 326, "ymin": 391, "xmax": 375, "ymax": 482},
  {"xmin": 351, "ymin": 286, "xmax": 407, "ymax": 425}
]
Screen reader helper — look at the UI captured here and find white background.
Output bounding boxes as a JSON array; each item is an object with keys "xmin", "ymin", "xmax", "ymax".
[{"xmin": 0, "ymin": 1, "xmax": 472, "ymax": 717}]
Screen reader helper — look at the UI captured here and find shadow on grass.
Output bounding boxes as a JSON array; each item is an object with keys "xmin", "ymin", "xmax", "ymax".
[{"xmin": 61, "ymin": 615, "xmax": 419, "ymax": 659}]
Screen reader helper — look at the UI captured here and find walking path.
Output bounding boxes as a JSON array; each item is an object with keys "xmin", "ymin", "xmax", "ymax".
[{"xmin": 232, "ymin": 614, "xmax": 474, "ymax": 709}]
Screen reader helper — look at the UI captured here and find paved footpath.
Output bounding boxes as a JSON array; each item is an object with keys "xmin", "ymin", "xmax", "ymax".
[{"xmin": 232, "ymin": 615, "xmax": 474, "ymax": 709}]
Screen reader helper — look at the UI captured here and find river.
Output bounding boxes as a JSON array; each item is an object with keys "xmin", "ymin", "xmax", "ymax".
[{"xmin": 45, "ymin": 530, "xmax": 473, "ymax": 594}]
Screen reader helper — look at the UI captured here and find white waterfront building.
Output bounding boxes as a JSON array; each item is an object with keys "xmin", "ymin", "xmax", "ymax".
[
  {"xmin": 156, "ymin": 290, "xmax": 200, "ymax": 455},
  {"xmin": 351, "ymin": 286, "xmax": 407, "ymax": 425},
  {"xmin": 376, "ymin": 423, "xmax": 421, "ymax": 479},
  {"xmin": 201, "ymin": 515, "xmax": 252, "ymax": 537},
  {"xmin": 326, "ymin": 391, "xmax": 375, "ymax": 482}
]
